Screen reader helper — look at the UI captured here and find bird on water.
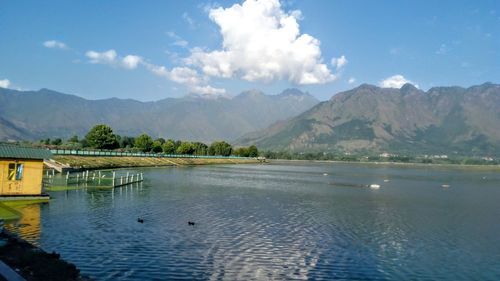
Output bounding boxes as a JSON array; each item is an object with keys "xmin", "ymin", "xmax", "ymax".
[
  {"xmin": 137, "ymin": 218, "xmax": 144, "ymax": 223},
  {"xmin": 188, "ymin": 221, "xmax": 195, "ymax": 226}
]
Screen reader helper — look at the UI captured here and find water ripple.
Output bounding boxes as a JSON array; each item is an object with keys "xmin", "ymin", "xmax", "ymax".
[{"xmin": 5, "ymin": 163, "xmax": 500, "ymax": 280}]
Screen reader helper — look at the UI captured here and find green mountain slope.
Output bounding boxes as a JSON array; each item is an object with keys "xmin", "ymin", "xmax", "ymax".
[
  {"xmin": 0, "ymin": 87, "xmax": 318, "ymax": 142},
  {"xmin": 237, "ymin": 83, "xmax": 500, "ymax": 156}
]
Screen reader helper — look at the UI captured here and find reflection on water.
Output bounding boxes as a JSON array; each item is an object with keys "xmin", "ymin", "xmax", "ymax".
[
  {"xmin": 2, "ymin": 202, "xmax": 42, "ymax": 245},
  {"xmin": 4, "ymin": 163, "xmax": 500, "ymax": 280}
]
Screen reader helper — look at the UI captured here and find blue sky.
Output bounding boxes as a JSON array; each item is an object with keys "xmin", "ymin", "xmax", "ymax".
[{"xmin": 0, "ymin": 0, "xmax": 499, "ymax": 101}]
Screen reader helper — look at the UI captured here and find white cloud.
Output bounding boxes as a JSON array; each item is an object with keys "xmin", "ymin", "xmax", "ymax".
[
  {"xmin": 86, "ymin": 49, "xmax": 117, "ymax": 64},
  {"xmin": 122, "ymin": 55, "xmax": 143, "ymax": 69},
  {"xmin": 186, "ymin": 0, "xmax": 337, "ymax": 85},
  {"xmin": 0, "ymin": 79, "xmax": 10, "ymax": 88},
  {"xmin": 43, "ymin": 40, "xmax": 67, "ymax": 49},
  {"xmin": 166, "ymin": 31, "xmax": 189, "ymax": 47},
  {"xmin": 143, "ymin": 63, "xmax": 225, "ymax": 96},
  {"xmin": 379, "ymin": 75, "xmax": 418, "ymax": 89},
  {"xmin": 331, "ymin": 55, "xmax": 347, "ymax": 71},
  {"xmin": 348, "ymin": 77, "xmax": 356, "ymax": 84},
  {"xmin": 85, "ymin": 49, "xmax": 143, "ymax": 70},
  {"xmin": 191, "ymin": 85, "xmax": 226, "ymax": 96}
]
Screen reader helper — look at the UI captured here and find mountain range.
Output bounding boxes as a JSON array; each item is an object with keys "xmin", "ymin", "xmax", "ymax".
[
  {"xmin": 237, "ymin": 83, "xmax": 500, "ymax": 156},
  {"xmin": 0, "ymin": 87, "xmax": 318, "ymax": 142}
]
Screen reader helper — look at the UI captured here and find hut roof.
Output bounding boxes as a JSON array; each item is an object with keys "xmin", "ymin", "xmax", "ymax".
[{"xmin": 0, "ymin": 143, "xmax": 52, "ymax": 160}]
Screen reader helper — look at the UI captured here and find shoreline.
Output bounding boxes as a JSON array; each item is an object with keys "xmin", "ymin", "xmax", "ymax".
[
  {"xmin": 0, "ymin": 230, "xmax": 91, "ymax": 281},
  {"xmin": 269, "ymin": 159, "xmax": 500, "ymax": 170}
]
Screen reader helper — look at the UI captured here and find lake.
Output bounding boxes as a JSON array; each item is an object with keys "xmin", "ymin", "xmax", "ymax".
[{"xmin": 6, "ymin": 162, "xmax": 500, "ymax": 280}]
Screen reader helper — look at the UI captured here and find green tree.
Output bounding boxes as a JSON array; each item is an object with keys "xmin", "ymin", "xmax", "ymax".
[
  {"xmin": 154, "ymin": 138, "xmax": 166, "ymax": 145},
  {"xmin": 151, "ymin": 140, "xmax": 163, "ymax": 153},
  {"xmin": 162, "ymin": 139, "xmax": 176, "ymax": 154},
  {"xmin": 134, "ymin": 134, "xmax": 153, "ymax": 152},
  {"xmin": 176, "ymin": 141, "xmax": 195, "ymax": 155},
  {"xmin": 68, "ymin": 135, "xmax": 79, "ymax": 143},
  {"xmin": 119, "ymin": 136, "xmax": 135, "ymax": 149},
  {"xmin": 51, "ymin": 138, "xmax": 62, "ymax": 146},
  {"xmin": 247, "ymin": 145, "xmax": 259, "ymax": 157},
  {"xmin": 85, "ymin": 124, "xmax": 119, "ymax": 149},
  {"xmin": 233, "ymin": 147, "xmax": 249, "ymax": 157},
  {"xmin": 192, "ymin": 142, "xmax": 208, "ymax": 155},
  {"xmin": 208, "ymin": 141, "xmax": 232, "ymax": 156}
]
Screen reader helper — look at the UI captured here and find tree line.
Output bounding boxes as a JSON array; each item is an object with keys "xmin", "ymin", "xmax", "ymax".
[{"xmin": 39, "ymin": 124, "xmax": 259, "ymax": 157}]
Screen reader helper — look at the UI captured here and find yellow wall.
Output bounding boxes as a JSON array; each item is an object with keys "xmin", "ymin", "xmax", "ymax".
[{"xmin": 0, "ymin": 159, "xmax": 44, "ymax": 195}]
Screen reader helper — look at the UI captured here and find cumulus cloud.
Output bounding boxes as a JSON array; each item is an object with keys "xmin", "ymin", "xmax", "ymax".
[
  {"xmin": 85, "ymin": 49, "xmax": 143, "ymax": 70},
  {"xmin": 86, "ymin": 49, "xmax": 118, "ymax": 64},
  {"xmin": 43, "ymin": 40, "xmax": 67, "ymax": 49},
  {"xmin": 0, "ymin": 79, "xmax": 10, "ymax": 88},
  {"xmin": 379, "ymin": 75, "xmax": 418, "ymax": 89},
  {"xmin": 144, "ymin": 63, "xmax": 225, "ymax": 96},
  {"xmin": 186, "ymin": 0, "xmax": 337, "ymax": 85},
  {"xmin": 348, "ymin": 77, "xmax": 356, "ymax": 84},
  {"xmin": 331, "ymin": 55, "xmax": 348, "ymax": 71},
  {"xmin": 122, "ymin": 55, "xmax": 143, "ymax": 69}
]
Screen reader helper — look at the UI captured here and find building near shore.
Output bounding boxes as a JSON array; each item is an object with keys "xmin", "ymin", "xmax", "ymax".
[{"xmin": 0, "ymin": 143, "xmax": 52, "ymax": 200}]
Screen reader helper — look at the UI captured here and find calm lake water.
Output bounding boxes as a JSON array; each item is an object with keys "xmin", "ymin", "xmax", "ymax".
[{"xmin": 6, "ymin": 162, "xmax": 500, "ymax": 280}]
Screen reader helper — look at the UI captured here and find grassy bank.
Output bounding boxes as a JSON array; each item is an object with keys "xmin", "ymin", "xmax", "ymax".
[{"xmin": 53, "ymin": 155, "xmax": 259, "ymax": 170}]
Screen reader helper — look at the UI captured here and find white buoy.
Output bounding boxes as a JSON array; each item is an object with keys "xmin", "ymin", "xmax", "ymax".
[
  {"xmin": 441, "ymin": 184, "xmax": 450, "ymax": 188},
  {"xmin": 383, "ymin": 179, "xmax": 390, "ymax": 182},
  {"xmin": 323, "ymin": 173, "xmax": 328, "ymax": 176},
  {"xmin": 369, "ymin": 184, "xmax": 381, "ymax": 189}
]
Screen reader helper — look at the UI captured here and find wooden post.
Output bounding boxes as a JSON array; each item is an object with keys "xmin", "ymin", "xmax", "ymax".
[
  {"xmin": 66, "ymin": 172, "xmax": 69, "ymax": 183},
  {"xmin": 126, "ymin": 172, "xmax": 130, "ymax": 184},
  {"xmin": 76, "ymin": 174, "xmax": 79, "ymax": 184},
  {"xmin": 120, "ymin": 176, "xmax": 123, "ymax": 186},
  {"xmin": 131, "ymin": 174, "xmax": 134, "ymax": 183},
  {"xmin": 53, "ymin": 169, "xmax": 55, "ymax": 176},
  {"xmin": 141, "ymin": 173, "xmax": 143, "ymax": 181},
  {"xmin": 112, "ymin": 171, "xmax": 115, "ymax": 187}
]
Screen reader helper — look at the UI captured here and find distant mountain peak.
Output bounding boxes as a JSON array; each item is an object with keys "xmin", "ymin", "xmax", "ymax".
[
  {"xmin": 278, "ymin": 88, "xmax": 308, "ymax": 97},
  {"xmin": 400, "ymin": 83, "xmax": 421, "ymax": 94},
  {"xmin": 357, "ymin": 83, "xmax": 379, "ymax": 90}
]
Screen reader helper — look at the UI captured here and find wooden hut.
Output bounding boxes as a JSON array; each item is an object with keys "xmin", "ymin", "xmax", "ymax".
[{"xmin": 0, "ymin": 143, "xmax": 52, "ymax": 201}]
